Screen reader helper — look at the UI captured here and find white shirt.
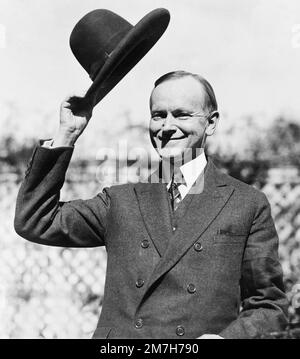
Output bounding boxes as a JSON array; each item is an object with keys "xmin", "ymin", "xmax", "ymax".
[{"xmin": 165, "ymin": 151, "xmax": 207, "ymax": 200}]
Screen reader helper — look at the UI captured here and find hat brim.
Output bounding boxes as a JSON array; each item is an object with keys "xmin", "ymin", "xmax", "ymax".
[{"xmin": 84, "ymin": 8, "xmax": 170, "ymax": 107}]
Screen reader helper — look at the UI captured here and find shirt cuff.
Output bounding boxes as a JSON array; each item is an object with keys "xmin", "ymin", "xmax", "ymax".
[
  {"xmin": 41, "ymin": 139, "xmax": 74, "ymax": 149},
  {"xmin": 42, "ymin": 139, "xmax": 54, "ymax": 148}
]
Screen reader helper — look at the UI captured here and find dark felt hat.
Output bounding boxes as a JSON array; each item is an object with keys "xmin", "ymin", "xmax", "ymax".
[{"xmin": 70, "ymin": 8, "xmax": 170, "ymax": 108}]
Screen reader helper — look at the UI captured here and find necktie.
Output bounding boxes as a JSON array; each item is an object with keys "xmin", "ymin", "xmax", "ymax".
[{"xmin": 168, "ymin": 173, "xmax": 182, "ymax": 211}]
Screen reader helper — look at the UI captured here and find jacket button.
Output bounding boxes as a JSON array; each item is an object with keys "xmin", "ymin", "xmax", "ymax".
[
  {"xmin": 176, "ymin": 325, "xmax": 185, "ymax": 336},
  {"xmin": 194, "ymin": 242, "xmax": 203, "ymax": 252},
  {"xmin": 136, "ymin": 279, "xmax": 145, "ymax": 288},
  {"xmin": 135, "ymin": 318, "xmax": 143, "ymax": 329},
  {"xmin": 141, "ymin": 240, "xmax": 149, "ymax": 248},
  {"xmin": 187, "ymin": 283, "xmax": 196, "ymax": 294}
]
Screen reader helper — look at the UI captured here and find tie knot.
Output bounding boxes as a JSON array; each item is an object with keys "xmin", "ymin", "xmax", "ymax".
[
  {"xmin": 172, "ymin": 170, "xmax": 185, "ymax": 187},
  {"xmin": 170, "ymin": 180, "xmax": 179, "ymax": 192}
]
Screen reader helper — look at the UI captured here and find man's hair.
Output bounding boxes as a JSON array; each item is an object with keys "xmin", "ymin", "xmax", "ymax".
[{"xmin": 154, "ymin": 70, "xmax": 218, "ymax": 113}]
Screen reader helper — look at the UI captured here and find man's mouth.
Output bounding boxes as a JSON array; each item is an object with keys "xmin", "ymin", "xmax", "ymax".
[
  {"xmin": 157, "ymin": 135, "xmax": 186, "ymax": 148},
  {"xmin": 158, "ymin": 136, "xmax": 186, "ymax": 141}
]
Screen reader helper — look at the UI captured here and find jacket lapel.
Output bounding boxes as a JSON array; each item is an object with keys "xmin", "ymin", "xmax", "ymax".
[
  {"xmin": 141, "ymin": 159, "xmax": 235, "ymax": 297},
  {"xmin": 172, "ymin": 169, "xmax": 205, "ymax": 221},
  {"xmin": 134, "ymin": 182, "xmax": 173, "ymax": 256}
]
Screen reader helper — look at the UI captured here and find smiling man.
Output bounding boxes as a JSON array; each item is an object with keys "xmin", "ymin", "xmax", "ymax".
[
  {"xmin": 14, "ymin": 70, "xmax": 288, "ymax": 339},
  {"xmin": 150, "ymin": 72, "xmax": 218, "ymax": 160}
]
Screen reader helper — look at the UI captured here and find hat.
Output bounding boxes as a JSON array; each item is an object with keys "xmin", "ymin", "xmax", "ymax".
[{"xmin": 70, "ymin": 8, "xmax": 170, "ymax": 108}]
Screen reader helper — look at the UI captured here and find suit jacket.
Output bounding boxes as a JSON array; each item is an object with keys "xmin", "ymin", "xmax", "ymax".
[{"xmin": 14, "ymin": 144, "xmax": 288, "ymax": 339}]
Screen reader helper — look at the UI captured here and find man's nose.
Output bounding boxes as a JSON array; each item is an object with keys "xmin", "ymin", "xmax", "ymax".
[{"xmin": 162, "ymin": 113, "xmax": 176, "ymax": 135}]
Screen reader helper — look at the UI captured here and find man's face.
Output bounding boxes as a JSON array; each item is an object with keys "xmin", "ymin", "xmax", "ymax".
[{"xmin": 149, "ymin": 76, "xmax": 215, "ymax": 160}]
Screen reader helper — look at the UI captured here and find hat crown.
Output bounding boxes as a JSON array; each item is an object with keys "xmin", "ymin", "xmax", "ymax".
[
  {"xmin": 69, "ymin": 8, "xmax": 170, "ymax": 106},
  {"xmin": 70, "ymin": 9, "xmax": 133, "ymax": 80}
]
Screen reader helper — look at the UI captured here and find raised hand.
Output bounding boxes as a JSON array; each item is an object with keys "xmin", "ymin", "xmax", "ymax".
[{"xmin": 53, "ymin": 95, "xmax": 94, "ymax": 147}]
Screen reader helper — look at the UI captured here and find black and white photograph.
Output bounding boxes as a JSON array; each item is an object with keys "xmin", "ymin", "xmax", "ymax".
[{"xmin": 0, "ymin": 0, "xmax": 300, "ymax": 341}]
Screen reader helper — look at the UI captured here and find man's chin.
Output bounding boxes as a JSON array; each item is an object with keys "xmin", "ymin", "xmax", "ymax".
[{"xmin": 157, "ymin": 148, "xmax": 185, "ymax": 162}]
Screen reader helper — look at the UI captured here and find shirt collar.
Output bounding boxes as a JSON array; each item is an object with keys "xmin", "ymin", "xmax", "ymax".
[
  {"xmin": 147, "ymin": 151, "xmax": 207, "ymax": 187},
  {"xmin": 162, "ymin": 151, "xmax": 207, "ymax": 189},
  {"xmin": 178, "ymin": 151, "xmax": 207, "ymax": 190}
]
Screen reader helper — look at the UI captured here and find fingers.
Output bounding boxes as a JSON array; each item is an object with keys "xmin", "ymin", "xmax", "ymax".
[
  {"xmin": 61, "ymin": 94, "xmax": 93, "ymax": 118},
  {"xmin": 61, "ymin": 94, "xmax": 81, "ymax": 109},
  {"xmin": 61, "ymin": 94, "xmax": 76, "ymax": 112}
]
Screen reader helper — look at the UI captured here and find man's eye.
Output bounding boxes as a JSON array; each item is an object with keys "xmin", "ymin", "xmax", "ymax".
[
  {"xmin": 176, "ymin": 113, "xmax": 191, "ymax": 119},
  {"xmin": 151, "ymin": 114, "xmax": 164, "ymax": 120}
]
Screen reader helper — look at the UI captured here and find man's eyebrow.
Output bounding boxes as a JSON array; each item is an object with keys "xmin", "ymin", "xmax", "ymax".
[
  {"xmin": 151, "ymin": 110, "xmax": 167, "ymax": 115},
  {"xmin": 172, "ymin": 108, "xmax": 194, "ymax": 115}
]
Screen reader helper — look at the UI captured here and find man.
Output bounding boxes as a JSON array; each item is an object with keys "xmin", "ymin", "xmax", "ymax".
[{"xmin": 14, "ymin": 71, "xmax": 288, "ymax": 339}]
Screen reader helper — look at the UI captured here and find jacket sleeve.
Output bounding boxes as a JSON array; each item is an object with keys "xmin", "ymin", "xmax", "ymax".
[
  {"xmin": 14, "ymin": 142, "xmax": 110, "ymax": 248},
  {"xmin": 219, "ymin": 192, "xmax": 289, "ymax": 339}
]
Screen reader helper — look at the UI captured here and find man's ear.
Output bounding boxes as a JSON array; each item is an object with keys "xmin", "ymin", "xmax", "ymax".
[{"xmin": 205, "ymin": 111, "xmax": 219, "ymax": 136}]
